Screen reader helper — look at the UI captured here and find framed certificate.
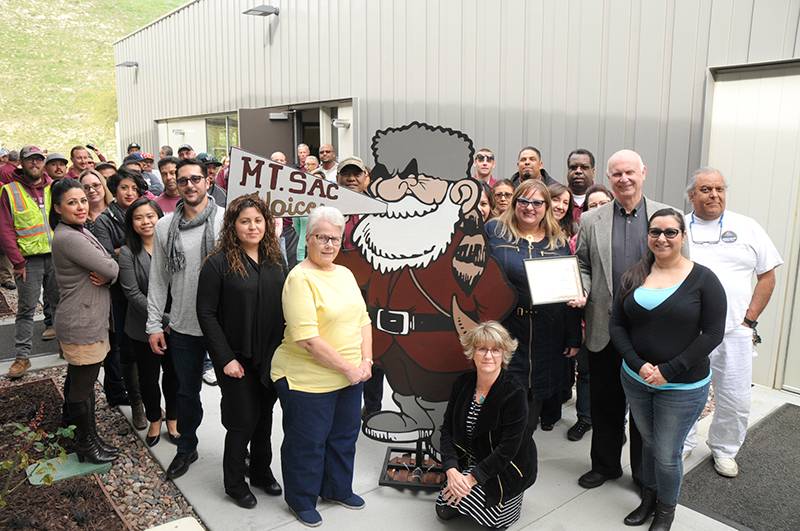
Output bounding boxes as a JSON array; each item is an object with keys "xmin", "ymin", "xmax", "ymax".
[{"xmin": 523, "ymin": 255, "xmax": 584, "ymax": 305}]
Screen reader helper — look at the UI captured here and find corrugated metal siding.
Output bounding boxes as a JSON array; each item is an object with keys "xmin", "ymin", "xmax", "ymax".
[{"xmin": 115, "ymin": 0, "xmax": 800, "ymax": 202}]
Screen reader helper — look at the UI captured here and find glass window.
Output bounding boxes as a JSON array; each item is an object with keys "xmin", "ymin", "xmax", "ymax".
[{"xmin": 205, "ymin": 113, "xmax": 239, "ymax": 160}]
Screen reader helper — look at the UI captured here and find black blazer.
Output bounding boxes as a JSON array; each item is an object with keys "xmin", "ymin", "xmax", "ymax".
[{"xmin": 439, "ymin": 370, "xmax": 537, "ymax": 508}]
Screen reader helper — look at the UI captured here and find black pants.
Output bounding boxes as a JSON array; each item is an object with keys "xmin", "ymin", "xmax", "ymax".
[
  {"xmin": 540, "ymin": 393, "xmax": 562, "ymax": 425},
  {"xmin": 67, "ymin": 362, "xmax": 102, "ymax": 402},
  {"xmin": 588, "ymin": 342, "xmax": 642, "ymax": 480},
  {"xmin": 130, "ymin": 338, "xmax": 177, "ymax": 423},
  {"xmin": 104, "ymin": 298, "xmax": 140, "ymax": 404},
  {"xmin": 362, "ymin": 366, "xmax": 385, "ymax": 414},
  {"xmin": 217, "ymin": 356, "xmax": 278, "ymax": 497}
]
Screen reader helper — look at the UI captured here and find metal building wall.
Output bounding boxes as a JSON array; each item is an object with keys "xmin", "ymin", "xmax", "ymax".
[{"xmin": 114, "ymin": 0, "xmax": 800, "ymax": 204}]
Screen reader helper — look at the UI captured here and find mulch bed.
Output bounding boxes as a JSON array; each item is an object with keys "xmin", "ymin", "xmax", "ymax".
[
  {"xmin": 0, "ymin": 367, "xmax": 204, "ymax": 530},
  {"xmin": 0, "ymin": 378, "xmax": 127, "ymax": 530}
]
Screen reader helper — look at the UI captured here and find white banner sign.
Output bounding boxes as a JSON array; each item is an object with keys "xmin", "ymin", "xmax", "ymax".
[{"xmin": 227, "ymin": 147, "xmax": 387, "ymax": 217}]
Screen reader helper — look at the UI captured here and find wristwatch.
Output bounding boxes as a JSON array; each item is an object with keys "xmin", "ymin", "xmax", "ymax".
[{"xmin": 743, "ymin": 317, "xmax": 758, "ymax": 328}]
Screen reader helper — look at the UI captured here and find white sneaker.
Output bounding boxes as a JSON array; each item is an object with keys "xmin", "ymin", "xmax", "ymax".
[
  {"xmin": 202, "ymin": 368, "xmax": 218, "ymax": 386},
  {"xmin": 713, "ymin": 456, "xmax": 738, "ymax": 477}
]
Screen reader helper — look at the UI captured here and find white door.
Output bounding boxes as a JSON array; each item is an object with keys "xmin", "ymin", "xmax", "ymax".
[{"xmin": 704, "ymin": 63, "xmax": 800, "ymax": 390}]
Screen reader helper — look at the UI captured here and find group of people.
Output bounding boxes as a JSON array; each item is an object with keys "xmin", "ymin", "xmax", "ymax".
[{"xmin": 0, "ymin": 139, "xmax": 781, "ymax": 530}]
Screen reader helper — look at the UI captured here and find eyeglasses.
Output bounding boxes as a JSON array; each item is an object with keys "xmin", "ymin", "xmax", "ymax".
[
  {"xmin": 476, "ymin": 154, "xmax": 495, "ymax": 162},
  {"xmin": 83, "ymin": 183, "xmax": 103, "ymax": 191},
  {"xmin": 312, "ymin": 234, "xmax": 342, "ymax": 246},
  {"xmin": 689, "ymin": 213, "xmax": 723, "ymax": 245},
  {"xmin": 516, "ymin": 197, "xmax": 546, "ymax": 209},
  {"xmin": 587, "ymin": 199, "xmax": 610, "ymax": 209},
  {"xmin": 176, "ymin": 175, "xmax": 205, "ymax": 187},
  {"xmin": 647, "ymin": 228, "xmax": 681, "ymax": 239},
  {"xmin": 494, "ymin": 192, "xmax": 513, "ymax": 199},
  {"xmin": 475, "ymin": 347, "xmax": 503, "ymax": 357}
]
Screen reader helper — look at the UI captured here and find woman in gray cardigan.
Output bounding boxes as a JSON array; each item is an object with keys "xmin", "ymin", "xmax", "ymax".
[
  {"xmin": 119, "ymin": 197, "xmax": 178, "ymax": 447},
  {"xmin": 51, "ymin": 179, "xmax": 119, "ymax": 464}
]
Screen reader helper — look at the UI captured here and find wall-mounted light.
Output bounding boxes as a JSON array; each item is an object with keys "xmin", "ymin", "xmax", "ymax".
[
  {"xmin": 172, "ymin": 129, "xmax": 186, "ymax": 136},
  {"xmin": 115, "ymin": 61, "xmax": 139, "ymax": 68},
  {"xmin": 269, "ymin": 112, "xmax": 290, "ymax": 120},
  {"xmin": 332, "ymin": 119, "xmax": 351, "ymax": 129},
  {"xmin": 243, "ymin": 5, "xmax": 279, "ymax": 16}
]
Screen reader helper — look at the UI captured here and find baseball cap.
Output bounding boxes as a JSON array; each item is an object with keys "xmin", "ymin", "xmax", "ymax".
[
  {"xmin": 127, "ymin": 142, "xmax": 141, "ymax": 151},
  {"xmin": 337, "ymin": 156, "xmax": 367, "ymax": 174},
  {"xmin": 95, "ymin": 162, "xmax": 116, "ymax": 172},
  {"xmin": 122, "ymin": 154, "xmax": 144, "ymax": 167},
  {"xmin": 141, "ymin": 152, "xmax": 154, "ymax": 162},
  {"xmin": 178, "ymin": 144, "xmax": 193, "ymax": 153},
  {"xmin": 0, "ymin": 148, "xmax": 8, "ymax": 157},
  {"xmin": 20, "ymin": 145, "xmax": 45, "ymax": 160},
  {"xmin": 45, "ymin": 153, "xmax": 68, "ymax": 164}
]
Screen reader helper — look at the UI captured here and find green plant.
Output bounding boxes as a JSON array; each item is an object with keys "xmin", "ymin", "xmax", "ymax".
[{"xmin": 0, "ymin": 401, "xmax": 75, "ymax": 510}]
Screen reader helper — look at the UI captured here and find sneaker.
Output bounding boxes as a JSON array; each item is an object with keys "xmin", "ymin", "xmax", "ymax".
[
  {"xmin": 41, "ymin": 327, "xmax": 57, "ymax": 341},
  {"xmin": 6, "ymin": 358, "xmax": 31, "ymax": 379},
  {"xmin": 713, "ymin": 456, "xmax": 738, "ymax": 478},
  {"xmin": 202, "ymin": 368, "xmax": 218, "ymax": 386},
  {"xmin": 567, "ymin": 419, "xmax": 592, "ymax": 441},
  {"xmin": 323, "ymin": 493, "xmax": 365, "ymax": 510},
  {"xmin": 290, "ymin": 507, "xmax": 322, "ymax": 527}
]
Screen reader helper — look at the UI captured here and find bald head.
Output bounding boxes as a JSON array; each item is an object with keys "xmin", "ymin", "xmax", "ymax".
[
  {"xmin": 606, "ymin": 149, "xmax": 646, "ymax": 209},
  {"xmin": 270, "ymin": 151, "xmax": 288, "ymax": 165}
]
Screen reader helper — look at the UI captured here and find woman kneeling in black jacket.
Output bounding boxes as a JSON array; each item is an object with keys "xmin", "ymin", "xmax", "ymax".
[{"xmin": 437, "ymin": 321, "xmax": 537, "ymax": 528}]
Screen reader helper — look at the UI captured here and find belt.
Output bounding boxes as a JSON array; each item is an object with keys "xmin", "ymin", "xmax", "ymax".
[
  {"xmin": 368, "ymin": 307, "xmax": 454, "ymax": 335},
  {"xmin": 514, "ymin": 306, "xmax": 537, "ymax": 317}
]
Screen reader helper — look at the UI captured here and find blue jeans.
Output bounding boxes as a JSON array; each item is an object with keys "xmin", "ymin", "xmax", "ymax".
[
  {"xmin": 169, "ymin": 331, "xmax": 205, "ymax": 455},
  {"xmin": 275, "ymin": 378, "xmax": 362, "ymax": 512},
  {"xmin": 621, "ymin": 369, "xmax": 709, "ymax": 505}
]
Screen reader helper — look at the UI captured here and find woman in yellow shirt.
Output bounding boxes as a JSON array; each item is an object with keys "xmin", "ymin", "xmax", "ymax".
[{"xmin": 271, "ymin": 206, "xmax": 372, "ymax": 527}]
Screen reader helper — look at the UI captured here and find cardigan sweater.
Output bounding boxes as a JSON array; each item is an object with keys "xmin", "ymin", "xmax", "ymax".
[
  {"xmin": 52, "ymin": 223, "xmax": 119, "ymax": 345},
  {"xmin": 440, "ymin": 370, "xmax": 537, "ymax": 508},
  {"xmin": 609, "ymin": 263, "xmax": 726, "ymax": 383}
]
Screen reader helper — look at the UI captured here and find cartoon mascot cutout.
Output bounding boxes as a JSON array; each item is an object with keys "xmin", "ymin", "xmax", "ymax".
[{"xmin": 338, "ymin": 122, "xmax": 516, "ymax": 460}]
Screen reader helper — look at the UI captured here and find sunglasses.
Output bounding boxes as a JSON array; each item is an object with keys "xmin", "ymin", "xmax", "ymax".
[
  {"xmin": 476, "ymin": 154, "xmax": 495, "ymax": 162},
  {"xmin": 176, "ymin": 175, "xmax": 205, "ymax": 187},
  {"xmin": 647, "ymin": 228, "xmax": 681, "ymax": 239},
  {"xmin": 516, "ymin": 197, "xmax": 546, "ymax": 209}
]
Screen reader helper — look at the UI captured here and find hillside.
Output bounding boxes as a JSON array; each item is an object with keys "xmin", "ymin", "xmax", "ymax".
[{"xmin": 0, "ymin": 0, "xmax": 184, "ymax": 159}]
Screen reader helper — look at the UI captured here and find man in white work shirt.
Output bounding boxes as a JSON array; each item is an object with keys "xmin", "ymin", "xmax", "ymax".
[{"xmin": 683, "ymin": 167, "xmax": 783, "ymax": 478}]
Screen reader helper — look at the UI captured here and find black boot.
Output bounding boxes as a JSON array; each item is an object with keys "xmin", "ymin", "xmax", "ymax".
[
  {"xmin": 88, "ymin": 392, "xmax": 119, "ymax": 456},
  {"xmin": 649, "ymin": 501, "xmax": 676, "ymax": 531},
  {"xmin": 69, "ymin": 401, "xmax": 117, "ymax": 464},
  {"xmin": 435, "ymin": 504, "xmax": 460, "ymax": 521},
  {"xmin": 624, "ymin": 487, "xmax": 657, "ymax": 526}
]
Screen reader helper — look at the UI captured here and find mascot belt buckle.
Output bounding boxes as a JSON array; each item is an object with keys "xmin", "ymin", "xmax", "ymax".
[{"xmin": 376, "ymin": 309, "xmax": 411, "ymax": 335}]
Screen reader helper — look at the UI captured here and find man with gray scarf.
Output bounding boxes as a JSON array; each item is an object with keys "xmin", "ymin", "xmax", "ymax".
[{"xmin": 146, "ymin": 158, "xmax": 224, "ymax": 480}]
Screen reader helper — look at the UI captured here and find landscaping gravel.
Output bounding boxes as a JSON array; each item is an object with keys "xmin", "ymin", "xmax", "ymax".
[{"xmin": 1, "ymin": 366, "xmax": 205, "ymax": 530}]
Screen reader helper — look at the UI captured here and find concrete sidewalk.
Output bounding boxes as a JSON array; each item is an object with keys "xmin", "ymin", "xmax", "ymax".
[
  {"xmin": 5, "ymin": 354, "xmax": 797, "ymax": 530},
  {"xmin": 137, "ymin": 379, "xmax": 800, "ymax": 531}
]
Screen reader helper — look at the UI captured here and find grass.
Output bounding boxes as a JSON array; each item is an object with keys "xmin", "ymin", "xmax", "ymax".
[{"xmin": 0, "ymin": 0, "xmax": 184, "ymax": 160}]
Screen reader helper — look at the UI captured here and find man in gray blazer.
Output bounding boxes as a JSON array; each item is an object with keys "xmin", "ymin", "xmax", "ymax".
[{"xmin": 575, "ymin": 149, "xmax": 682, "ymax": 490}]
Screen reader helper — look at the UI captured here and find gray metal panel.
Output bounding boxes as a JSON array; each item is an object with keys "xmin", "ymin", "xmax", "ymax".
[{"xmin": 113, "ymin": 0, "xmax": 800, "ymax": 200}]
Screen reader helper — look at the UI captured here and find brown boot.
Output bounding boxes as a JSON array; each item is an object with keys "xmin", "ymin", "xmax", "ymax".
[
  {"xmin": 7, "ymin": 358, "xmax": 31, "ymax": 379},
  {"xmin": 131, "ymin": 401, "xmax": 147, "ymax": 431}
]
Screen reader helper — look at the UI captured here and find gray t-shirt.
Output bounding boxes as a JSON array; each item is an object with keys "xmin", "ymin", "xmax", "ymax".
[{"xmin": 146, "ymin": 208, "xmax": 224, "ymax": 336}]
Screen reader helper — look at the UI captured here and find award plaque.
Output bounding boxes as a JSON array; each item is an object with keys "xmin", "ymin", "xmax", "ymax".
[{"xmin": 523, "ymin": 255, "xmax": 585, "ymax": 305}]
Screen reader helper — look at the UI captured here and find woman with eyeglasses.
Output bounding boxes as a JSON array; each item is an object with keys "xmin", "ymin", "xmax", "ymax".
[
  {"xmin": 485, "ymin": 180, "xmax": 583, "ymax": 432},
  {"xmin": 270, "ymin": 206, "xmax": 372, "ymax": 527},
  {"xmin": 610, "ymin": 208, "xmax": 725, "ymax": 530},
  {"xmin": 79, "ymin": 169, "xmax": 113, "ymax": 232},
  {"xmin": 582, "ymin": 184, "xmax": 614, "ymax": 213},
  {"xmin": 436, "ymin": 321, "xmax": 537, "ymax": 528},
  {"xmin": 197, "ymin": 194, "xmax": 286, "ymax": 509},
  {"xmin": 491, "ymin": 179, "xmax": 514, "ymax": 217}
]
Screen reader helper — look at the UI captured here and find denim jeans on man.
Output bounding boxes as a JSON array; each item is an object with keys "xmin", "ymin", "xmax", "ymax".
[
  {"xmin": 169, "ymin": 331, "xmax": 206, "ymax": 455},
  {"xmin": 14, "ymin": 254, "xmax": 59, "ymax": 359},
  {"xmin": 621, "ymin": 369, "xmax": 709, "ymax": 505},
  {"xmin": 275, "ymin": 378, "xmax": 362, "ymax": 512}
]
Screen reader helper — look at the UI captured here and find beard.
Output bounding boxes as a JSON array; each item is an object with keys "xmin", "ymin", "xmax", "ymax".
[{"xmin": 353, "ymin": 191, "xmax": 462, "ymax": 273}]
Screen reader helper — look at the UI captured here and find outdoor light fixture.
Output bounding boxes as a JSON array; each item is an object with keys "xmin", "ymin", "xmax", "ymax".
[
  {"xmin": 332, "ymin": 119, "xmax": 351, "ymax": 129},
  {"xmin": 243, "ymin": 5, "xmax": 280, "ymax": 16},
  {"xmin": 115, "ymin": 61, "xmax": 139, "ymax": 68},
  {"xmin": 269, "ymin": 112, "xmax": 290, "ymax": 120}
]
